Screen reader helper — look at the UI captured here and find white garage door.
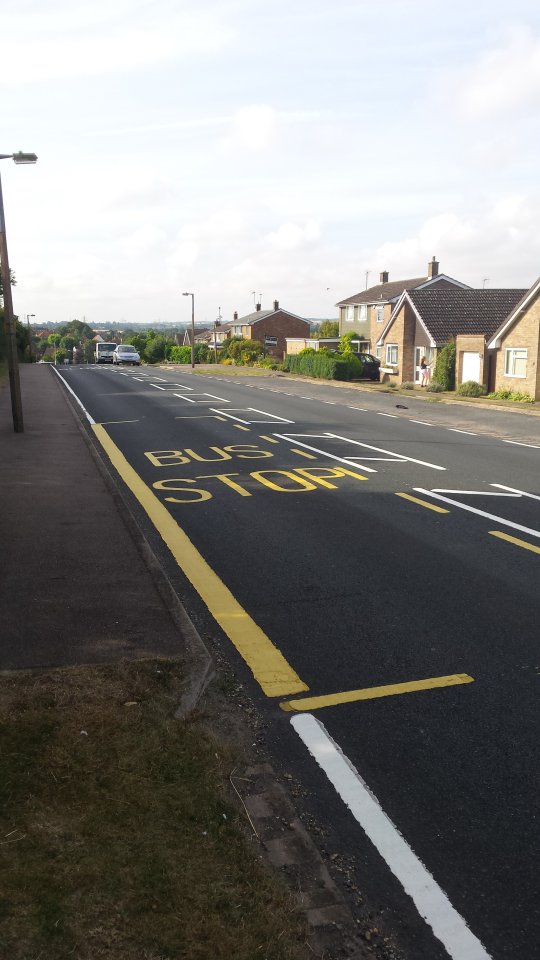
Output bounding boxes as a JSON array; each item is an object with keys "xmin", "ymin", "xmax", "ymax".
[{"xmin": 462, "ymin": 352, "xmax": 481, "ymax": 382}]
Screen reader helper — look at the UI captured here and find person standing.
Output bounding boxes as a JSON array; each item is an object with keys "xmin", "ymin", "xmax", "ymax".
[{"xmin": 420, "ymin": 356, "xmax": 429, "ymax": 387}]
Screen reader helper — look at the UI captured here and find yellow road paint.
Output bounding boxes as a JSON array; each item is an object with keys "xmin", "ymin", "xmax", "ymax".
[
  {"xmin": 234, "ymin": 424, "xmax": 251, "ymax": 431},
  {"xmin": 290, "ymin": 448, "xmax": 318, "ymax": 459},
  {"xmin": 396, "ymin": 492, "xmax": 449, "ymax": 514},
  {"xmin": 280, "ymin": 673, "xmax": 473, "ymax": 713},
  {"xmin": 259, "ymin": 435, "xmax": 280, "ymax": 444},
  {"xmin": 489, "ymin": 530, "xmax": 540, "ymax": 555},
  {"xmin": 92, "ymin": 424, "xmax": 308, "ymax": 697}
]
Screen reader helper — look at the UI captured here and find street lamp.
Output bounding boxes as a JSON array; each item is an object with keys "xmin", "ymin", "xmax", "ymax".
[
  {"xmin": 182, "ymin": 292, "xmax": 195, "ymax": 370},
  {"xmin": 0, "ymin": 151, "xmax": 38, "ymax": 432},
  {"xmin": 213, "ymin": 309, "xmax": 222, "ymax": 365},
  {"xmin": 26, "ymin": 313, "xmax": 35, "ymax": 363}
]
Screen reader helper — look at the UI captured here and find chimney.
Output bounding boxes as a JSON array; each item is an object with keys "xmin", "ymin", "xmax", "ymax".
[
  {"xmin": 273, "ymin": 299, "xmax": 279, "ymax": 311},
  {"xmin": 233, "ymin": 311, "xmax": 238, "ymax": 321},
  {"xmin": 256, "ymin": 302, "xmax": 261, "ymax": 311},
  {"xmin": 380, "ymin": 271, "xmax": 389, "ymax": 284},
  {"xmin": 428, "ymin": 256, "xmax": 439, "ymax": 279}
]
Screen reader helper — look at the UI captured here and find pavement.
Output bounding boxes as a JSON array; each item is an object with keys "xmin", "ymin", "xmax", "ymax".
[{"xmin": 0, "ymin": 364, "xmax": 197, "ymax": 674}]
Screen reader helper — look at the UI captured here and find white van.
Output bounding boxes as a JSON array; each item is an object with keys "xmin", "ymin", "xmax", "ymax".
[{"xmin": 94, "ymin": 342, "xmax": 117, "ymax": 364}]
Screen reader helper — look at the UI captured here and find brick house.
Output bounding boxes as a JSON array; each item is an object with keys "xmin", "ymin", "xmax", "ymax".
[
  {"xmin": 488, "ymin": 276, "xmax": 540, "ymax": 400},
  {"xmin": 376, "ymin": 288, "xmax": 527, "ymax": 386},
  {"xmin": 231, "ymin": 300, "xmax": 310, "ymax": 358},
  {"xmin": 336, "ymin": 257, "xmax": 469, "ymax": 351}
]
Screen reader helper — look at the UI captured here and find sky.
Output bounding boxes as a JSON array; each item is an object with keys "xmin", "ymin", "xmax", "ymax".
[{"xmin": 2, "ymin": 0, "xmax": 540, "ymax": 328}]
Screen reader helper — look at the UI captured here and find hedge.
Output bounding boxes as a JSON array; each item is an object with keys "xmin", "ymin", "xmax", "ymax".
[{"xmin": 285, "ymin": 352, "xmax": 362, "ymax": 381}]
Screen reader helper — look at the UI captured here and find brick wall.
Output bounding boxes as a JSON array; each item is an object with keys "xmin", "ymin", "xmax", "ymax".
[
  {"xmin": 495, "ymin": 296, "xmax": 540, "ymax": 400},
  {"xmin": 379, "ymin": 301, "xmax": 415, "ymax": 383},
  {"xmin": 250, "ymin": 311, "xmax": 310, "ymax": 358}
]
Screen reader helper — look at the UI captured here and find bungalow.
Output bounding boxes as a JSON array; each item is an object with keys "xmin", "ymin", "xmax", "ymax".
[
  {"xmin": 231, "ymin": 300, "xmax": 310, "ymax": 359},
  {"xmin": 376, "ymin": 287, "xmax": 527, "ymax": 386},
  {"xmin": 336, "ymin": 257, "xmax": 469, "ymax": 351},
  {"xmin": 488, "ymin": 276, "xmax": 540, "ymax": 401}
]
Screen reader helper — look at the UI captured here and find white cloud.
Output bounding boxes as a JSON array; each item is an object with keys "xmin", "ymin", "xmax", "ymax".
[
  {"xmin": 225, "ymin": 105, "xmax": 279, "ymax": 152},
  {"xmin": 266, "ymin": 220, "xmax": 321, "ymax": 250},
  {"xmin": 454, "ymin": 25, "xmax": 540, "ymax": 120}
]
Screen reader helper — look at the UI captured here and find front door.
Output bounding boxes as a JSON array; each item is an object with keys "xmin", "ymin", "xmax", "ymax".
[
  {"xmin": 414, "ymin": 347, "xmax": 423, "ymax": 383},
  {"xmin": 462, "ymin": 351, "xmax": 481, "ymax": 383}
]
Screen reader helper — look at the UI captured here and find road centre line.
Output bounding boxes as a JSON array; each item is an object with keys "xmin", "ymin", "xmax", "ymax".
[
  {"xmin": 395, "ymin": 493, "xmax": 449, "ymax": 513},
  {"xmin": 281, "ymin": 673, "xmax": 473, "ymax": 712},
  {"xmin": 414, "ymin": 488, "xmax": 540, "ymax": 539},
  {"xmin": 491, "ymin": 483, "xmax": 540, "ymax": 500},
  {"xmin": 347, "ymin": 406, "xmax": 367, "ymax": 411},
  {"xmin": 377, "ymin": 412, "xmax": 398, "ymax": 418},
  {"xmin": 489, "ymin": 531, "xmax": 540, "ymax": 555},
  {"xmin": 91, "ymin": 423, "xmax": 307, "ymax": 698},
  {"xmin": 292, "ymin": 714, "xmax": 492, "ymax": 960}
]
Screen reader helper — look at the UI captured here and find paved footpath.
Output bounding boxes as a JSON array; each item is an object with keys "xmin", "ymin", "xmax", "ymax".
[{"xmin": 0, "ymin": 365, "xmax": 188, "ymax": 671}]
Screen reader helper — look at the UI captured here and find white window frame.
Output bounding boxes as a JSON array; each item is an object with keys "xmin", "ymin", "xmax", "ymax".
[
  {"xmin": 375, "ymin": 305, "xmax": 384, "ymax": 323},
  {"xmin": 386, "ymin": 343, "xmax": 398, "ymax": 365},
  {"xmin": 359, "ymin": 304, "xmax": 367, "ymax": 321},
  {"xmin": 345, "ymin": 305, "xmax": 354, "ymax": 323},
  {"xmin": 504, "ymin": 347, "xmax": 527, "ymax": 378}
]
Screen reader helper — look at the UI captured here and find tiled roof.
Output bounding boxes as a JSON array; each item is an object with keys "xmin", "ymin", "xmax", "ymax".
[
  {"xmin": 408, "ymin": 288, "xmax": 528, "ymax": 343},
  {"xmin": 337, "ymin": 277, "xmax": 427, "ymax": 306},
  {"xmin": 237, "ymin": 309, "xmax": 275, "ymax": 324}
]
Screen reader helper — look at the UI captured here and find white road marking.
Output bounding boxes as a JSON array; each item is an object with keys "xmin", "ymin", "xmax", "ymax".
[
  {"xmin": 448, "ymin": 429, "xmax": 478, "ymax": 436},
  {"xmin": 273, "ymin": 435, "xmax": 378, "ymax": 472},
  {"xmin": 327, "ymin": 433, "xmax": 445, "ymax": 471},
  {"xmin": 414, "ymin": 488, "xmax": 540, "ymax": 539},
  {"xmin": 431, "ymin": 489, "xmax": 521, "ymax": 497},
  {"xmin": 51, "ymin": 368, "xmax": 95, "ymax": 424},
  {"xmin": 291, "ymin": 714, "xmax": 492, "ymax": 960},
  {"xmin": 491, "ymin": 483, "xmax": 540, "ymax": 501},
  {"xmin": 377, "ymin": 412, "xmax": 398, "ymax": 418},
  {"xmin": 409, "ymin": 420, "xmax": 432, "ymax": 426},
  {"xmin": 501, "ymin": 439, "xmax": 540, "ymax": 448},
  {"xmin": 347, "ymin": 406, "xmax": 367, "ymax": 411},
  {"xmin": 177, "ymin": 393, "xmax": 228, "ymax": 403},
  {"xmin": 214, "ymin": 408, "xmax": 295, "ymax": 425}
]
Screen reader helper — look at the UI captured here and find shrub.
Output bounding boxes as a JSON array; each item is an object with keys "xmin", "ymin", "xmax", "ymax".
[
  {"xmin": 487, "ymin": 389, "xmax": 534, "ymax": 403},
  {"xmin": 457, "ymin": 380, "xmax": 487, "ymax": 397},
  {"xmin": 401, "ymin": 381, "xmax": 415, "ymax": 390},
  {"xmin": 167, "ymin": 345, "xmax": 191, "ymax": 364},
  {"xmin": 286, "ymin": 351, "xmax": 359, "ymax": 380},
  {"xmin": 432, "ymin": 341, "xmax": 456, "ymax": 390},
  {"xmin": 426, "ymin": 382, "xmax": 445, "ymax": 393}
]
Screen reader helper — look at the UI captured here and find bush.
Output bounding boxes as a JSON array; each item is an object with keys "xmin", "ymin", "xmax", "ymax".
[
  {"xmin": 487, "ymin": 389, "xmax": 534, "ymax": 403},
  {"xmin": 401, "ymin": 381, "xmax": 415, "ymax": 390},
  {"xmin": 426, "ymin": 382, "xmax": 445, "ymax": 393},
  {"xmin": 457, "ymin": 380, "xmax": 487, "ymax": 397},
  {"xmin": 286, "ymin": 351, "xmax": 359, "ymax": 380},
  {"xmin": 432, "ymin": 341, "xmax": 456, "ymax": 390},
  {"xmin": 167, "ymin": 345, "xmax": 192, "ymax": 364}
]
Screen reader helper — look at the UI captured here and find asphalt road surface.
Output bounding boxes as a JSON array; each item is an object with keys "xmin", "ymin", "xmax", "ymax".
[{"xmin": 55, "ymin": 364, "xmax": 540, "ymax": 960}]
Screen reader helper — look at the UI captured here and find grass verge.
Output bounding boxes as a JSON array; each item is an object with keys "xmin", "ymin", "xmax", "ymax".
[{"xmin": 0, "ymin": 659, "xmax": 307, "ymax": 960}]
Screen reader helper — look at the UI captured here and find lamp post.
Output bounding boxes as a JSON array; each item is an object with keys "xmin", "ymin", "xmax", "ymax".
[
  {"xmin": 182, "ymin": 292, "xmax": 195, "ymax": 370},
  {"xmin": 213, "ymin": 308, "xmax": 222, "ymax": 365},
  {"xmin": 0, "ymin": 151, "xmax": 38, "ymax": 432},
  {"xmin": 26, "ymin": 313, "xmax": 35, "ymax": 362}
]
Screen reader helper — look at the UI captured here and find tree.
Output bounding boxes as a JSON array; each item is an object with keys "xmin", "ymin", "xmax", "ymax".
[
  {"xmin": 144, "ymin": 334, "xmax": 170, "ymax": 364},
  {"xmin": 432, "ymin": 341, "xmax": 456, "ymax": 391},
  {"xmin": 312, "ymin": 320, "xmax": 339, "ymax": 338},
  {"xmin": 0, "ymin": 268, "xmax": 16, "ymax": 297},
  {"xmin": 339, "ymin": 332, "xmax": 357, "ymax": 353}
]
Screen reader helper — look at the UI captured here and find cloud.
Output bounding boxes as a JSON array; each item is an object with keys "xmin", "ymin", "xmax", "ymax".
[
  {"xmin": 453, "ymin": 25, "xmax": 540, "ymax": 120},
  {"xmin": 266, "ymin": 220, "xmax": 321, "ymax": 250}
]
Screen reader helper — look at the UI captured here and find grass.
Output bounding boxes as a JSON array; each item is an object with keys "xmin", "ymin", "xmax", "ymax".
[{"xmin": 0, "ymin": 660, "xmax": 308, "ymax": 960}]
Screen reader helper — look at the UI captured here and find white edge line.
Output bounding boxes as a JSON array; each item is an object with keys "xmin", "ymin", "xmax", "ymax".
[
  {"xmin": 377, "ymin": 412, "xmax": 398, "ymax": 418},
  {"xmin": 448, "ymin": 429, "xmax": 478, "ymax": 436},
  {"xmin": 347, "ymin": 406, "xmax": 367, "ymax": 411},
  {"xmin": 409, "ymin": 419, "xmax": 432, "ymax": 425},
  {"xmin": 501, "ymin": 439, "xmax": 540, "ymax": 448},
  {"xmin": 291, "ymin": 714, "xmax": 492, "ymax": 960},
  {"xmin": 491, "ymin": 483, "xmax": 540, "ymax": 502},
  {"xmin": 52, "ymin": 367, "xmax": 95, "ymax": 424},
  {"xmin": 414, "ymin": 489, "xmax": 540, "ymax": 539}
]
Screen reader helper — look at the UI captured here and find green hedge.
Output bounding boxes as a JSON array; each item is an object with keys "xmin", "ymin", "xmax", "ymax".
[
  {"xmin": 457, "ymin": 380, "xmax": 487, "ymax": 397},
  {"xmin": 285, "ymin": 351, "xmax": 361, "ymax": 381}
]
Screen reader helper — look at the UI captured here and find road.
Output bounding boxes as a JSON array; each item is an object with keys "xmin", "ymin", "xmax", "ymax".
[{"xmin": 55, "ymin": 364, "xmax": 540, "ymax": 960}]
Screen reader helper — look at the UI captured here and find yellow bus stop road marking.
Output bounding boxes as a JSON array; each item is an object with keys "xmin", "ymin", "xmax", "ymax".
[
  {"xmin": 280, "ymin": 673, "xmax": 474, "ymax": 713},
  {"xmin": 92, "ymin": 424, "xmax": 308, "ymax": 698},
  {"xmin": 489, "ymin": 530, "xmax": 540, "ymax": 555},
  {"xmin": 396, "ymin": 492, "xmax": 450, "ymax": 514},
  {"xmin": 290, "ymin": 448, "xmax": 318, "ymax": 459}
]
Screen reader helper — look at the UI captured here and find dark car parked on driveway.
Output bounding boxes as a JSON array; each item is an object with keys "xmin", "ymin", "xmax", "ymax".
[{"xmin": 352, "ymin": 353, "xmax": 381, "ymax": 381}]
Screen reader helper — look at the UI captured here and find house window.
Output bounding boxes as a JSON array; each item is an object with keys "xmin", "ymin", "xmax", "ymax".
[
  {"xmin": 345, "ymin": 305, "xmax": 354, "ymax": 322},
  {"xmin": 504, "ymin": 347, "xmax": 527, "ymax": 378},
  {"xmin": 375, "ymin": 305, "xmax": 384, "ymax": 323},
  {"xmin": 386, "ymin": 343, "xmax": 398, "ymax": 365},
  {"xmin": 375, "ymin": 346, "xmax": 382, "ymax": 359},
  {"xmin": 359, "ymin": 304, "xmax": 367, "ymax": 321}
]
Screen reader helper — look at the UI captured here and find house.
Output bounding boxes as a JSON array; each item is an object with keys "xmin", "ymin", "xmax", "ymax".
[
  {"xmin": 231, "ymin": 300, "xmax": 310, "ymax": 358},
  {"xmin": 337, "ymin": 257, "xmax": 469, "ymax": 351},
  {"xmin": 285, "ymin": 337, "xmax": 369, "ymax": 355},
  {"xmin": 376, "ymin": 287, "xmax": 527, "ymax": 386},
  {"xmin": 488, "ymin": 276, "xmax": 540, "ymax": 400}
]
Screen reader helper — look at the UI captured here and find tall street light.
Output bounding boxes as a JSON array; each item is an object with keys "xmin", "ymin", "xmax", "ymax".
[
  {"xmin": 26, "ymin": 313, "xmax": 35, "ymax": 362},
  {"xmin": 213, "ymin": 308, "xmax": 222, "ymax": 365},
  {"xmin": 0, "ymin": 151, "xmax": 38, "ymax": 432},
  {"xmin": 182, "ymin": 292, "xmax": 195, "ymax": 370}
]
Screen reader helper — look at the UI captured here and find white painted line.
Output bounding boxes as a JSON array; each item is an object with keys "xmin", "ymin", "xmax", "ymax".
[
  {"xmin": 414, "ymin": 488, "xmax": 540, "ymax": 539},
  {"xmin": 51, "ymin": 368, "xmax": 95, "ymax": 424},
  {"xmin": 177, "ymin": 393, "xmax": 228, "ymax": 403},
  {"xmin": 300, "ymin": 396, "xmax": 314, "ymax": 400},
  {"xmin": 291, "ymin": 714, "xmax": 491, "ymax": 960},
  {"xmin": 491, "ymin": 484, "xmax": 540, "ymax": 501},
  {"xmin": 132, "ymin": 377, "xmax": 145, "ymax": 381},
  {"xmin": 501, "ymin": 439, "xmax": 540, "ymax": 449},
  {"xmin": 347, "ymin": 406, "xmax": 367, "ymax": 411},
  {"xmin": 448, "ymin": 429, "xmax": 478, "ymax": 436},
  {"xmin": 214, "ymin": 408, "xmax": 295, "ymax": 425},
  {"xmin": 327, "ymin": 433, "xmax": 446, "ymax": 471},
  {"xmin": 377, "ymin": 412, "xmax": 398, "ymax": 418},
  {"xmin": 322, "ymin": 400, "xmax": 336, "ymax": 405},
  {"xmin": 150, "ymin": 384, "xmax": 166, "ymax": 390},
  {"xmin": 152, "ymin": 377, "xmax": 168, "ymax": 381},
  {"xmin": 409, "ymin": 420, "xmax": 432, "ymax": 426},
  {"xmin": 431, "ymin": 490, "xmax": 521, "ymax": 497},
  {"xmin": 272, "ymin": 435, "xmax": 377, "ymax": 472}
]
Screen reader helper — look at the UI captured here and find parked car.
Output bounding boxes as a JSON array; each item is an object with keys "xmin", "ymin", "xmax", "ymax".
[
  {"xmin": 113, "ymin": 344, "xmax": 141, "ymax": 366},
  {"xmin": 95, "ymin": 342, "xmax": 117, "ymax": 364},
  {"xmin": 352, "ymin": 352, "xmax": 381, "ymax": 381}
]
